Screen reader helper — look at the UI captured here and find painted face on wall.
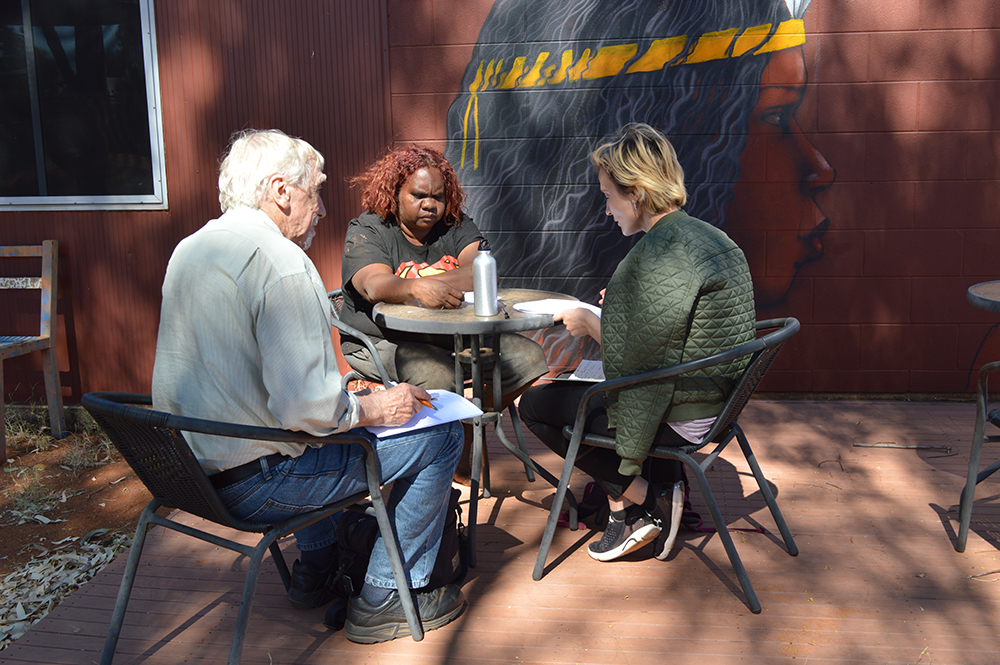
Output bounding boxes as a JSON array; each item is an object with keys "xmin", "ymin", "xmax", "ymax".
[
  {"xmin": 725, "ymin": 46, "xmax": 835, "ymax": 307},
  {"xmin": 396, "ymin": 167, "xmax": 446, "ymax": 244}
]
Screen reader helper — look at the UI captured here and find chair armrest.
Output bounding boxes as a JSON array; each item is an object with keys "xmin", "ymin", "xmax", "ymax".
[
  {"xmin": 329, "ymin": 288, "xmax": 393, "ymax": 386},
  {"xmin": 83, "ymin": 392, "xmax": 375, "ymax": 454},
  {"xmin": 565, "ymin": 317, "xmax": 799, "ymax": 444}
]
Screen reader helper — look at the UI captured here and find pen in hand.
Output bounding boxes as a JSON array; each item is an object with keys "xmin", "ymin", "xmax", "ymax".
[{"xmin": 418, "ymin": 397, "xmax": 438, "ymax": 411}]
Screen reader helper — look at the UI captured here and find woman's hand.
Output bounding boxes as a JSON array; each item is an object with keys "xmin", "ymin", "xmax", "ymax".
[
  {"xmin": 598, "ymin": 288, "xmax": 606, "ymax": 307},
  {"xmin": 356, "ymin": 382, "xmax": 432, "ymax": 427},
  {"xmin": 411, "ymin": 278, "xmax": 465, "ymax": 309},
  {"xmin": 554, "ymin": 307, "xmax": 601, "ymax": 342}
]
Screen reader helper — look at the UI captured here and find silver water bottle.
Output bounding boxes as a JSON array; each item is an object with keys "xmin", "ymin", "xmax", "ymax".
[{"xmin": 472, "ymin": 239, "xmax": 498, "ymax": 316}]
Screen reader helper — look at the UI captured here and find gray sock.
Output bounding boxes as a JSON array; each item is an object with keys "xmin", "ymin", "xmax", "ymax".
[{"xmin": 360, "ymin": 583, "xmax": 392, "ymax": 606}]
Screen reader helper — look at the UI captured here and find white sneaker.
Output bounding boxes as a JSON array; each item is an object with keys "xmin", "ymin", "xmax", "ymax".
[
  {"xmin": 652, "ymin": 480, "xmax": 685, "ymax": 560},
  {"xmin": 587, "ymin": 505, "xmax": 661, "ymax": 562}
]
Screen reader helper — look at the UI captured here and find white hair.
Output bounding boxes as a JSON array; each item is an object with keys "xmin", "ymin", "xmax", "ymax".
[{"xmin": 218, "ymin": 129, "xmax": 325, "ymax": 212}]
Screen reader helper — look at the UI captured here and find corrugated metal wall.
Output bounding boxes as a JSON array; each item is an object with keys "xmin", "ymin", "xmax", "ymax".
[{"xmin": 0, "ymin": 0, "xmax": 392, "ymax": 403}]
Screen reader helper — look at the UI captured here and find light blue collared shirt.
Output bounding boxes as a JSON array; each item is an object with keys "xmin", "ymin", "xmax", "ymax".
[{"xmin": 152, "ymin": 207, "xmax": 359, "ymax": 472}]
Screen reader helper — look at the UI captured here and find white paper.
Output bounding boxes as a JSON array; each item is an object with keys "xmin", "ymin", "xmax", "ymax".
[
  {"xmin": 567, "ymin": 359, "xmax": 605, "ymax": 381},
  {"xmin": 513, "ymin": 299, "xmax": 602, "ymax": 318},
  {"xmin": 365, "ymin": 389, "xmax": 484, "ymax": 437},
  {"xmin": 550, "ymin": 358, "xmax": 605, "ymax": 382}
]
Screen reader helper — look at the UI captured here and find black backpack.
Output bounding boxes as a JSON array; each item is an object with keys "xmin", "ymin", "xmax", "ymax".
[{"xmin": 324, "ymin": 487, "xmax": 468, "ymax": 630}]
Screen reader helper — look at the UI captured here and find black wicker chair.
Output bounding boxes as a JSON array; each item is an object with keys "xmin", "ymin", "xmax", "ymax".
[
  {"xmin": 532, "ymin": 318, "xmax": 800, "ymax": 614},
  {"xmin": 82, "ymin": 392, "xmax": 423, "ymax": 665}
]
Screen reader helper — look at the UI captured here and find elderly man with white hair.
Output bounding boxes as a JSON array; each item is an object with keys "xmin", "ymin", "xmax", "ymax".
[{"xmin": 152, "ymin": 129, "xmax": 465, "ymax": 643}]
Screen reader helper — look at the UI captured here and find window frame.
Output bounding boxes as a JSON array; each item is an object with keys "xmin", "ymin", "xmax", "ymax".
[{"xmin": 0, "ymin": 0, "xmax": 168, "ymax": 211}]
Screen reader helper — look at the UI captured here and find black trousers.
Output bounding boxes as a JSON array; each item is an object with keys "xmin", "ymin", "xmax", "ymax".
[{"xmin": 518, "ymin": 380, "xmax": 685, "ymax": 501}]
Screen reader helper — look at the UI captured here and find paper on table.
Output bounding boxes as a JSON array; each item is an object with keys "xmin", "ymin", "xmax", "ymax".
[
  {"xmin": 365, "ymin": 389, "xmax": 483, "ymax": 437},
  {"xmin": 513, "ymin": 299, "xmax": 602, "ymax": 318}
]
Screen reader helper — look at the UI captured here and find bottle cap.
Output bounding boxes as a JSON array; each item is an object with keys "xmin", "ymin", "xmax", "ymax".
[{"xmin": 479, "ymin": 239, "xmax": 491, "ymax": 252}]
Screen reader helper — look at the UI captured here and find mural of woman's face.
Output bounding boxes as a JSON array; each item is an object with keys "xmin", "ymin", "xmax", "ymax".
[{"xmin": 725, "ymin": 46, "xmax": 835, "ymax": 307}]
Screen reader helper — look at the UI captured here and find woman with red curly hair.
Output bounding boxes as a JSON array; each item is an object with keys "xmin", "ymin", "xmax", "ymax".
[{"xmin": 339, "ymin": 146, "xmax": 548, "ymax": 482}]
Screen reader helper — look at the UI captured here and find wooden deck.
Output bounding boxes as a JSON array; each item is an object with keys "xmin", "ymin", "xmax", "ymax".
[{"xmin": 4, "ymin": 399, "xmax": 1000, "ymax": 664}]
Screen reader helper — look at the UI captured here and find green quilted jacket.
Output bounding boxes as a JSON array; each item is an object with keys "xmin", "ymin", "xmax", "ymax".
[{"xmin": 603, "ymin": 210, "xmax": 755, "ymax": 476}]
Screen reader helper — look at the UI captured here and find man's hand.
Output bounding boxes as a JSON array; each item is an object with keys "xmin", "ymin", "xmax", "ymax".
[{"xmin": 356, "ymin": 382, "xmax": 433, "ymax": 428}]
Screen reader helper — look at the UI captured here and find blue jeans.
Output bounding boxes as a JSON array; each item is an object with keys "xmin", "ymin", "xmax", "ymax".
[{"xmin": 215, "ymin": 421, "xmax": 463, "ymax": 589}]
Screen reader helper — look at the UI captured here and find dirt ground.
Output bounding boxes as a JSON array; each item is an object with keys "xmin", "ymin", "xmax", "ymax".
[{"xmin": 0, "ymin": 427, "xmax": 150, "ymax": 580}]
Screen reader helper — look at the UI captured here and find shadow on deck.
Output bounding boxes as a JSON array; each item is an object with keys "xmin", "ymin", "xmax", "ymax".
[{"xmin": 4, "ymin": 399, "xmax": 1000, "ymax": 664}]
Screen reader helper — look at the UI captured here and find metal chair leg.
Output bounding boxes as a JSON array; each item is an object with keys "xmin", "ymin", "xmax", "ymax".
[
  {"xmin": 364, "ymin": 450, "xmax": 424, "ymax": 640},
  {"xmin": 685, "ymin": 455, "xmax": 761, "ymax": 614},
  {"xmin": 102, "ymin": 500, "xmax": 160, "ymax": 665},
  {"xmin": 506, "ymin": 404, "xmax": 536, "ymax": 482},
  {"xmin": 468, "ymin": 413, "xmax": 483, "ymax": 569},
  {"xmin": 735, "ymin": 425, "xmax": 798, "ymax": 556},
  {"xmin": 533, "ymin": 429, "xmax": 585, "ymax": 580},
  {"xmin": 229, "ymin": 533, "xmax": 281, "ymax": 664}
]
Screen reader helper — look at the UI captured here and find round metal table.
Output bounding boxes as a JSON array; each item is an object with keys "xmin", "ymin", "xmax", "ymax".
[
  {"xmin": 968, "ymin": 280, "xmax": 1000, "ymax": 314},
  {"xmin": 957, "ymin": 280, "xmax": 1000, "ymax": 552},
  {"xmin": 373, "ymin": 287, "xmax": 574, "ymax": 334},
  {"xmin": 374, "ymin": 287, "xmax": 577, "ymax": 566}
]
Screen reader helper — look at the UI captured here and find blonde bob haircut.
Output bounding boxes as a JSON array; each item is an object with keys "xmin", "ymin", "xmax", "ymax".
[{"xmin": 590, "ymin": 122, "xmax": 687, "ymax": 214}]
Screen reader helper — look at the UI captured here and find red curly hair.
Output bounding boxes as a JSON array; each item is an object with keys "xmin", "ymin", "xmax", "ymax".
[{"xmin": 351, "ymin": 146, "xmax": 465, "ymax": 227}]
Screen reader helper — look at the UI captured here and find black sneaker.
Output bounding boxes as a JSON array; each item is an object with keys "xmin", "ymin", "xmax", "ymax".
[
  {"xmin": 587, "ymin": 504, "xmax": 662, "ymax": 562},
  {"xmin": 344, "ymin": 584, "xmax": 466, "ymax": 644},
  {"xmin": 652, "ymin": 480, "xmax": 685, "ymax": 560},
  {"xmin": 287, "ymin": 559, "xmax": 336, "ymax": 609}
]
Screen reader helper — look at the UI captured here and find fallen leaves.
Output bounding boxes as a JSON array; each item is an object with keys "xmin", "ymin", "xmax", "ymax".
[{"xmin": 0, "ymin": 529, "xmax": 130, "ymax": 651}]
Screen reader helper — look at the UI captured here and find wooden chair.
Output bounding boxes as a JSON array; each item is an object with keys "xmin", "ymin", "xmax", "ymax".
[
  {"xmin": 0, "ymin": 240, "xmax": 66, "ymax": 461},
  {"xmin": 81, "ymin": 392, "xmax": 424, "ymax": 665},
  {"xmin": 532, "ymin": 318, "xmax": 801, "ymax": 614}
]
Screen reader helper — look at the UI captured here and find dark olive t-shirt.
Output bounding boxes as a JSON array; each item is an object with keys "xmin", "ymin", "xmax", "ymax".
[{"xmin": 339, "ymin": 211, "xmax": 484, "ymax": 349}]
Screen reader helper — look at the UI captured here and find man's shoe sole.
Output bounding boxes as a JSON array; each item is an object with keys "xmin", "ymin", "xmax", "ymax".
[{"xmin": 587, "ymin": 523, "xmax": 661, "ymax": 562}]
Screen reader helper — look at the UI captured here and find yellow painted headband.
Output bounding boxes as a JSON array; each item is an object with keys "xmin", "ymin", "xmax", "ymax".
[{"xmin": 460, "ymin": 18, "xmax": 806, "ymax": 169}]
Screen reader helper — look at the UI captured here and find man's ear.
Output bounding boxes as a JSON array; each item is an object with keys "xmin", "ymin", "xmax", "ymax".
[{"xmin": 265, "ymin": 174, "xmax": 292, "ymax": 210}]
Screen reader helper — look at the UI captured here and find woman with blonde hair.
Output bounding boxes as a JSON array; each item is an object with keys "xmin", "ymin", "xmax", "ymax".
[{"xmin": 519, "ymin": 123, "xmax": 756, "ymax": 562}]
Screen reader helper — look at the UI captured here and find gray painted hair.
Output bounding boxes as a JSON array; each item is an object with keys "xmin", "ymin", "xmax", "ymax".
[
  {"xmin": 445, "ymin": 0, "xmax": 789, "ymax": 300},
  {"xmin": 218, "ymin": 129, "xmax": 325, "ymax": 213}
]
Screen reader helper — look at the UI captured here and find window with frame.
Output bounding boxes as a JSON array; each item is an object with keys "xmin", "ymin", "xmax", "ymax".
[{"xmin": 0, "ymin": 0, "xmax": 167, "ymax": 210}]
